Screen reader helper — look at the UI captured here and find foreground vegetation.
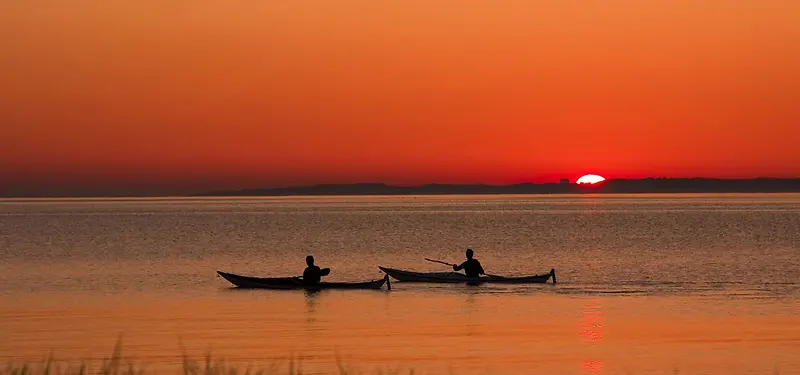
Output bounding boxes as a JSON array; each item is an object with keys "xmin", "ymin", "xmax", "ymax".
[
  {"xmin": 1, "ymin": 340, "xmax": 407, "ymax": 375},
  {"xmin": 1, "ymin": 341, "xmax": 783, "ymax": 375}
]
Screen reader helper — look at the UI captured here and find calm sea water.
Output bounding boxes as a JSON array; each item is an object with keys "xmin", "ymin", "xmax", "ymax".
[{"xmin": 1, "ymin": 194, "xmax": 798, "ymax": 375}]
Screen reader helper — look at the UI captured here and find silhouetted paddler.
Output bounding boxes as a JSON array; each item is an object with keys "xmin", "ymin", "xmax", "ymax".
[
  {"xmin": 302, "ymin": 255, "xmax": 330, "ymax": 285},
  {"xmin": 452, "ymin": 248, "xmax": 485, "ymax": 277}
]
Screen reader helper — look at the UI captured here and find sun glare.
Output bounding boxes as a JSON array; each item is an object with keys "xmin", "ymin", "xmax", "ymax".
[{"xmin": 576, "ymin": 174, "xmax": 606, "ymax": 184}]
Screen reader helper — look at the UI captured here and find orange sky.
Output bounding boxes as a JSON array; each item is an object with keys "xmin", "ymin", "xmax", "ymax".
[{"xmin": 1, "ymin": 1, "xmax": 799, "ymax": 195}]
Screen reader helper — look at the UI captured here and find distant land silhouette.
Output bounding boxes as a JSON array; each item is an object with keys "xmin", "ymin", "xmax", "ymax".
[{"xmin": 198, "ymin": 178, "xmax": 800, "ymax": 197}]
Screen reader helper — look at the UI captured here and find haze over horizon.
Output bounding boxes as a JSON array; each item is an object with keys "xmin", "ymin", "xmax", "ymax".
[{"xmin": 2, "ymin": 1, "xmax": 799, "ymax": 196}]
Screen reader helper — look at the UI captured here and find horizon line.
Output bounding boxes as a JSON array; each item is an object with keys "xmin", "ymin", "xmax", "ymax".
[{"xmin": 2, "ymin": 176, "xmax": 799, "ymax": 199}]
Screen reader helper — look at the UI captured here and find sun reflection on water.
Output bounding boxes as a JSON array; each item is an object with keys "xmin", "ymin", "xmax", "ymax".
[
  {"xmin": 579, "ymin": 302, "xmax": 605, "ymax": 342},
  {"xmin": 582, "ymin": 360, "xmax": 605, "ymax": 373},
  {"xmin": 579, "ymin": 299, "xmax": 606, "ymax": 373}
]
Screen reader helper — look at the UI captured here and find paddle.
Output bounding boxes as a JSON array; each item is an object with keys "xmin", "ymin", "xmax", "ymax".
[
  {"xmin": 424, "ymin": 258, "xmax": 503, "ymax": 278},
  {"xmin": 424, "ymin": 258, "xmax": 456, "ymax": 267}
]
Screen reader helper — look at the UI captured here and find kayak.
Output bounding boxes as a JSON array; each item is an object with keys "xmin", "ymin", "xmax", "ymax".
[
  {"xmin": 378, "ymin": 267, "xmax": 556, "ymax": 284},
  {"xmin": 217, "ymin": 271, "xmax": 390, "ymax": 290}
]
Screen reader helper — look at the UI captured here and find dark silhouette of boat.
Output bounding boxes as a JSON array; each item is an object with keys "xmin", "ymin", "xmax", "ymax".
[
  {"xmin": 217, "ymin": 271, "xmax": 390, "ymax": 290},
  {"xmin": 378, "ymin": 267, "xmax": 556, "ymax": 284}
]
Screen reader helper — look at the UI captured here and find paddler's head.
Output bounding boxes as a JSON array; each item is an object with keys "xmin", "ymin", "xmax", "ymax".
[
  {"xmin": 466, "ymin": 248, "xmax": 474, "ymax": 259},
  {"xmin": 306, "ymin": 255, "xmax": 315, "ymax": 266}
]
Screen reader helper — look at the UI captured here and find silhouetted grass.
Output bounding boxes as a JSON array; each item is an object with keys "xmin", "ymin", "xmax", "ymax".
[
  {"xmin": 0, "ymin": 339, "xmax": 783, "ymax": 375},
  {"xmin": 1, "ymin": 339, "xmax": 417, "ymax": 375}
]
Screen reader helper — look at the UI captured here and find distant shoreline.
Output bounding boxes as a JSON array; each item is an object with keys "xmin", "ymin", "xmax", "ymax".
[
  {"xmin": 197, "ymin": 178, "xmax": 800, "ymax": 197},
  {"xmin": 2, "ymin": 178, "xmax": 799, "ymax": 198}
]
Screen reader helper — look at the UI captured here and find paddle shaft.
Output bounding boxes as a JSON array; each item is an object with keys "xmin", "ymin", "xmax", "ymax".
[
  {"xmin": 425, "ymin": 258, "xmax": 504, "ymax": 278},
  {"xmin": 425, "ymin": 258, "xmax": 457, "ymax": 267}
]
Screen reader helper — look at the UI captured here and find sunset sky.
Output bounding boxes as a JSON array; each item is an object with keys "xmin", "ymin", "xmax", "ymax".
[{"xmin": 2, "ymin": 1, "xmax": 799, "ymax": 196}]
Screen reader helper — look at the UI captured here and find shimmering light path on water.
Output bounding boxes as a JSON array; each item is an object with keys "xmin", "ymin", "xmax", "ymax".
[{"xmin": 1, "ymin": 194, "xmax": 798, "ymax": 374}]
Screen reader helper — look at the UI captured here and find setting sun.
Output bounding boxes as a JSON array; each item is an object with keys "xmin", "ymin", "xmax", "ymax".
[{"xmin": 576, "ymin": 174, "xmax": 606, "ymax": 184}]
